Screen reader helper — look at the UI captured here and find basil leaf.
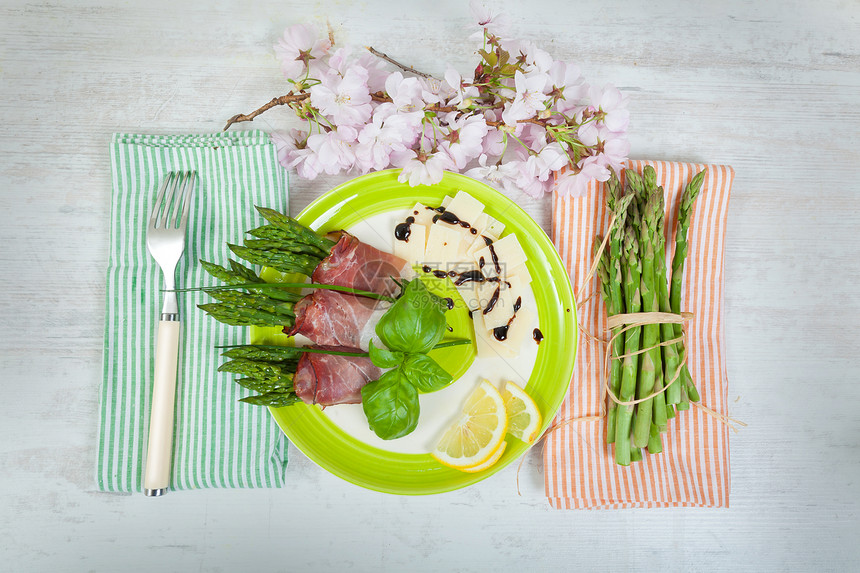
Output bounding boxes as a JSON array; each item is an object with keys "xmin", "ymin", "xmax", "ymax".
[
  {"xmin": 401, "ymin": 353, "xmax": 453, "ymax": 394},
  {"xmin": 375, "ymin": 278, "xmax": 447, "ymax": 353},
  {"xmin": 368, "ymin": 340, "xmax": 404, "ymax": 369},
  {"xmin": 360, "ymin": 369, "xmax": 419, "ymax": 440}
]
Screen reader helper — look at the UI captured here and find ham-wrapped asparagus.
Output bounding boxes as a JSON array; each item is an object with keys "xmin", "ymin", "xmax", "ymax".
[
  {"xmin": 226, "ymin": 206, "xmax": 408, "ymax": 297},
  {"xmin": 286, "ymin": 289, "xmax": 387, "ymax": 351},
  {"xmin": 218, "ymin": 345, "xmax": 382, "ymax": 407}
]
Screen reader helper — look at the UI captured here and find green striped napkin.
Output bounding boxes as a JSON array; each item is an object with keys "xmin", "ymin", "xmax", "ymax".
[{"xmin": 96, "ymin": 131, "xmax": 290, "ymax": 492}]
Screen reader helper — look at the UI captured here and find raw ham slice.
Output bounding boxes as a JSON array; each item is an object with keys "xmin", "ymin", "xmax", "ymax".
[
  {"xmin": 293, "ymin": 349, "xmax": 383, "ymax": 406},
  {"xmin": 313, "ymin": 232, "xmax": 410, "ymax": 296},
  {"xmin": 286, "ymin": 289, "xmax": 388, "ymax": 351}
]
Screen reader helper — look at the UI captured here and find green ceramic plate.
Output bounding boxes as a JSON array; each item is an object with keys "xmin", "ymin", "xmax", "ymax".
[{"xmin": 261, "ymin": 169, "xmax": 577, "ymax": 495}]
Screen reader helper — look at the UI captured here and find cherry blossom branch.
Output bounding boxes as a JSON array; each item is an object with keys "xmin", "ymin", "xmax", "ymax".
[
  {"xmin": 365, "ymin": 46, "xmax": 437, "ymax": 80},
  {"xmin": 231, "ymin": 14, "xmax": 629, "ymax": 196},
  {"xmin": 223, "ymin": 93, "xmax": 310, "ymax": 131}
]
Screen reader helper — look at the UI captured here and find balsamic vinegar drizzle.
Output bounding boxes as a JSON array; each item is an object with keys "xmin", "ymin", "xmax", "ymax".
[
  {"xmin": 487, "ymin": 242, "xmax": 501, "ymax": 275},
  {"xmin": 493, "ymin": 296, "xmax": 522, "ymax": 341},
  {"xmin": 453, "ymin": 270, "xmax": 484, "ymax": 286},
  {"xmin": 394, "ymin": 216, "xmax": 415, "ymax": 242},
  {"xmin": 483, "ymin": 286, "xmax": 501, "ymax": 315},
  {"xmin": 533, "ymin": 328, "xmax": 544, "ymax": 344}
]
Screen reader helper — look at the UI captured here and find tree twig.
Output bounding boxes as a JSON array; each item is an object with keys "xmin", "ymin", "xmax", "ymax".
[
  {"xmin": 365, "ymin": 46, "xmax": 437, "ymax": 80},
  {"xmin": 223, "ymin": 93, "xmax": 310, "ymax": 131}
]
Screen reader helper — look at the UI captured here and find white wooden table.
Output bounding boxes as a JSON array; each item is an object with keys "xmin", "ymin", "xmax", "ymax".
[{"xmin": 2, "ymin": 0, "xmax": 858, "ymax": 570}]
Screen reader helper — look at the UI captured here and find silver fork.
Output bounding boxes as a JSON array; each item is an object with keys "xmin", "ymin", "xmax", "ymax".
[{"xmin": 143, "ymin": 171, "xmax": 197, "ymax": 497}]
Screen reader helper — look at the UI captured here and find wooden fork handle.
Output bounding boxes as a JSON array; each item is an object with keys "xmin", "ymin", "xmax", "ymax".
[{"xmin": 143, "ymin": 319, "xmax": 181, "ymax": 496}]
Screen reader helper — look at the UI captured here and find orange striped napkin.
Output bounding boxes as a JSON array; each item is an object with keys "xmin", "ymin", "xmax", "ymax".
[{"xmin": 545, "ymin": 160, "xmax": 735, "ymax": 509}]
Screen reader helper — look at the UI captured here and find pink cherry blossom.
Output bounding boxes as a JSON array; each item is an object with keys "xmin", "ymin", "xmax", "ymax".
[
  {"xmin": 515, "ymin": 166, "xmax": 549, "ymax": 198},
  {"xmin": 444, "ymin": 67, "xmax": 480, "ymax": 110},
  {"xmin": 417, "ymin": 76, "xmax": 452, "ymax": 105},
  {"xmin": 353, "ymin": 104, "xmax": 421, "ymax": 173},
  {"xmin": 397, "ymin": 151, "xmax": 455, "ymax": 187},
  {"xmin": 310, "ymin": 66, "xmax": 373, "ymax": 127},
  {"xmin": 385, "ymin": 72, "xmax": 425, "ymax": 113},
  {"xmin": 274, "ymin": 24, "xmax": 331, "ymax": 79},
  {"xmin": 354, "ymin": 50, "xmax": 390, "ymax": 93},
  {"xmin": 465, "ymin": 154, "xmax": 522, "ymax": 195},
  {"xmin": 271, "ymin": 129, "xmax": 325, "ymax": 180},
  {"xmin": 556, "ymin": 156, "xmax": 612, "ymax": 198},
  {"xmin": 439, "ymin": 112, "xmax": 489, "ymax": 169},
  {"xmin": 502, "ymin": 39, "xmax": 553, "ymax": 74},
  {"xmin": 589, "ymin": 83, "xmax": 630, "ymax": 132},
  {"xmin": 524, "ymin": 142, "xmax": 569, "ymax": 182},
  {"xmin": 468, "ymin": 0, "xmax": 511, "ymax": 38},
  {"xmin": 307, "ymin": 126, "xmax": 358, "ymax": 175},
  {"xmin": 502, "ymin": 70, "xmax": 550, "ymax": 126},
  {"xmin": 598, "ymin": 130, "xmax": 630, "ymax": 174},
  {"xmin": 545, "ymin": 60, "xmax": 586, "ymax": 115}
]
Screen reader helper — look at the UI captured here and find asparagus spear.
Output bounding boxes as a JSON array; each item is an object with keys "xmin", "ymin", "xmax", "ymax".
[
  {"xmin": 641, "ymin": 168, "xmax": 669, "ymax": 431},
  {"xmin": 670, "ymin": 170, "xmax": 706, "ymax": 403},
  {"xmin": 228, "ymin": 243, "xmax": 321, "ymax": 276},
  {"xmin": 654, "ymin": 195, "xmax": 683, "ymax": 406},
  {"xmin": 647, "ymin": 422, "xmax": 663, "ymax": 454},
  {"xmin": 200, "ymin": 259, "xmax": 301, "ymax": 303},
  {"xmin": 246, "ymin": 225, "xmax": 331, "ymax": 259},
  {"xmin": 240, "ymin": 392, "xmax": 301, "ymax": 407},
  {"xmin": 599, "ymin": 178, "xmax": 634, "ymax": 444},
  {"xmin": 594, "ymin": 237, "xmax": 617, "ymax": 442},
  {"xmin": 254, "ymin": 206, "xmax": 337, "ymax": 253},
  {"xmin": 614, "ymin": 223, "xmax": 642, "ymax": 466},
  {"xmin": 242, "ymin": 237, "xmax": 333, "ymax": 258},
  {"xmin": 633, "ymin": 187, "xmax": 666, "ymax": 448},
  {"xmin": 221, "ymin": 344, "xmax": 306, "ymax": 362},
  {"xmin": 198, "ymin": 288, "xmax": 297, "ymax": 328},
  {"xmin": 218, "ymin": 357, "xmax": 297, "ymax": 387}
]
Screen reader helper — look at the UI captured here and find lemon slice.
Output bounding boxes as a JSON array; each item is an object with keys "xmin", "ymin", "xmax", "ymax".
[
  {"xmin": 459, "ymin": 441, "xmax": 507, "ymax": 473},
  {"xmin": 431, "ymin": 380, "xmax": 508, "ymax": 469},
  {"xmin": 503, "ymin": 381, "xmax": 542, "ymax": 443}
]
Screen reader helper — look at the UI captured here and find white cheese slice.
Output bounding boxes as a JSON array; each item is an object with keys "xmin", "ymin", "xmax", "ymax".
[
  {"xmin": 481, "ymin": 275, "xmax": 526, "ymax": 330},
  {"xmin": 424, "ymin": 224, "xmax": 461, "ymax": 265},
  {"xmin": 455, "ymin": 273, "xmax": 498, "ymax": 312},
  {"xmin": 466, "ymin": 232, "xmax": 494, "ymax": 258},
  {"xmin": 472, "ymin": 307, "xmax": 533, "ymax": 358},
  {"xmin": 408, "ymin": 202, "xmax": 437, "ymax": 232},
  {"xmin": 453, "ymin": 226, "xmax": 478, "ymax": 266},
  {"xmin": 508, "ymin": 262, "xmax": 532, "ymax": 284},
  {"xmin": 484, "ymin": 215, "xmax": 505, "ymax": 239},
  {"xmin": 393, "ymin": 223, "xmax": 426, "ymax": 267},
  {"xmin": 473, "ymin": 233, "xmax": 527, "ymax": 279},
  {"xmin": 441, "ymin": 195, "xmax": 452, "ymax": 208},
  {"xmin": 466, "ymin": 212, "xmax": 501, "ymax": 244},
  {"xmin": 443, "ymin": 191, "xmax": 484, "ymax": 229}
]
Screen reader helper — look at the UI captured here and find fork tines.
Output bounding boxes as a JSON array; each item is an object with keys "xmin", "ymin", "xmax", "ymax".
[{"xmin": 150, "ymin": 171, "xmax": 197, "ymax": 230}]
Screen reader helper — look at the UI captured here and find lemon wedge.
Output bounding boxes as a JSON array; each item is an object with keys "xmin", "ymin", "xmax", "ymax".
[
  {"xmin": 431, "ymin": 380, "xmax": 508, "ymax": 470},
  {"xmin": 503, "ymin": 381, "xmax": 542, "ymax": 443}
]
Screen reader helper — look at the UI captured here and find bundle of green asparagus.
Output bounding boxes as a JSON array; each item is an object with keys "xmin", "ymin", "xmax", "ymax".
[{"xmin": 595, "ymin": 166, "xmax": 705, "ymax": 466}]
